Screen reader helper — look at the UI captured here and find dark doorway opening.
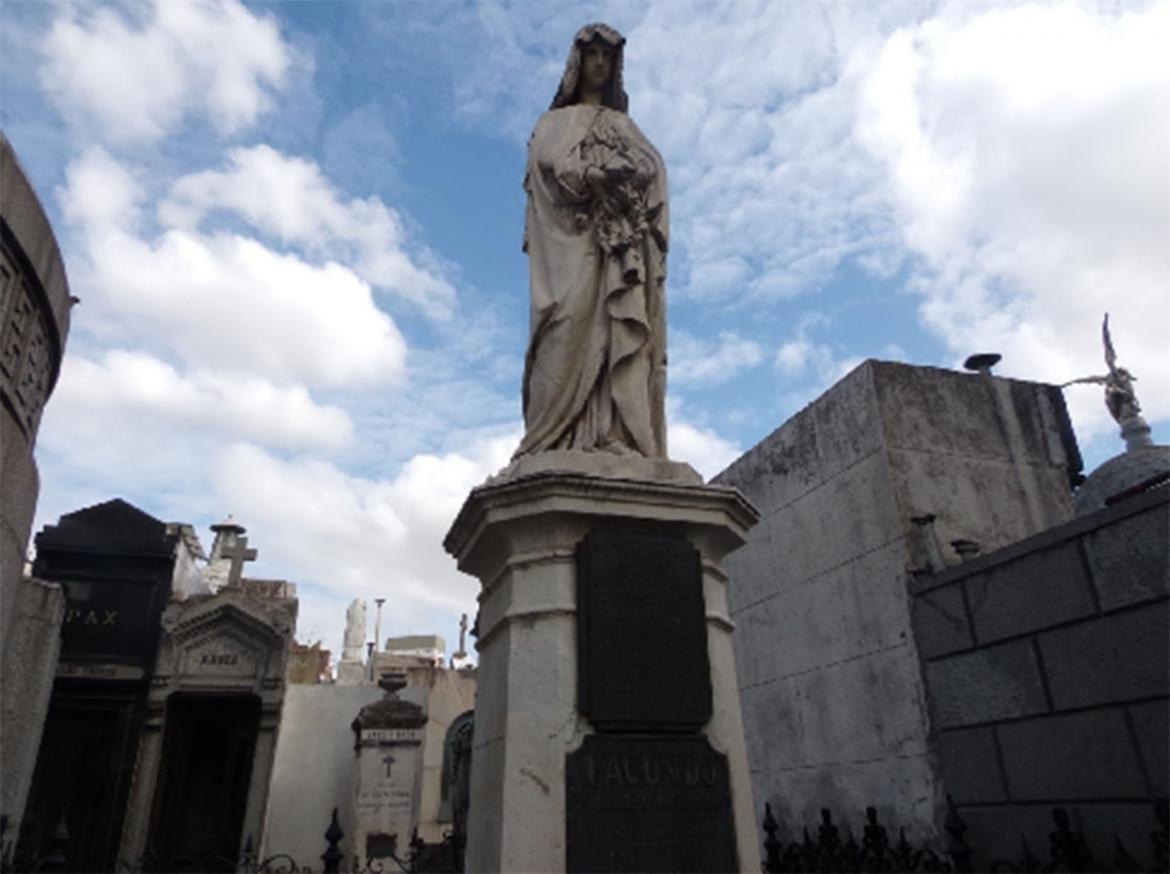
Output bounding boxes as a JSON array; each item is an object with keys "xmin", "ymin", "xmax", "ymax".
[
  {"xmin": 145, "ymin": 694, "xmax": 260, "ymax": 872},
  {"xmin": 15, "ymin": 688, "xmax": 140, "ymax": 872}
]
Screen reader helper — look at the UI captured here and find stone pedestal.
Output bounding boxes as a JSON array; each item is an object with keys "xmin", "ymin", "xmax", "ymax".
[{"xmin": 443, "ymin": 463, "xmax": 760, "ymax": 873}]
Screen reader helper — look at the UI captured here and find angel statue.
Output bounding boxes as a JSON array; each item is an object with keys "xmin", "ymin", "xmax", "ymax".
[
  {"xmin": 514, "ymin": 23, "xmax": 668, "ymax": 459},
  {"xmin": 1062, "ymin": 314, "xmax": 1143, "ymax": 425}
]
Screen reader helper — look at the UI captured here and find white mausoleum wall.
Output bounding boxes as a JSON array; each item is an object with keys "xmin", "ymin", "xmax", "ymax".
[
  {"xmin": 262, "ymin": 667, "xmax": 473, "ymax": 861},
  {"xmin": 262, "ymin": 684, "xmax": 382, "ymax": 863}
]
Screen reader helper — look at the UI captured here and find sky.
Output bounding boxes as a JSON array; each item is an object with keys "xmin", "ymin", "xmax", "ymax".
[{"xmin": 3, "ymin": 0, "xmax": 1167, "ymax": 664}]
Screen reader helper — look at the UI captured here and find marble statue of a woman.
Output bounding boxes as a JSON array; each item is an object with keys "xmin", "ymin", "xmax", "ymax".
[{"xmin": 514, "ymin": 23, "xmax": 668, "ymax": 459}]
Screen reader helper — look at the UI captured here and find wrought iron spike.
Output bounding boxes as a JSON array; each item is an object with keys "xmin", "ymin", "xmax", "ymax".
[
  {"xmin": 1153, "ymin": 798, "xmax": 1168, "ymax": 873},
  {"xmin": 762, "ymin": 803, "xmax": 782, "ymax": 873},
  {"xmin": 1048, "ymin": 806, "xmax": 1096, "ymax": 873},
  {"xmin": 1111, "ymin": 833, "xmax": 1141, "ymax": 873},
  {"xmin": 1018, "ymin": 833, "xmax": 1040, "ymax": 873},
  {"xmin": 896, "ymin": 825, "xmax": 912, "ymax": 855},
  {"xmin": 321, "ymin": 807, "xmax": 344, "ymax": 874},
  {"xmin": 38, "ymin": 809, "xmax": 70, "ymax": 874},
  {"xmin": 944, "ymin": 795, "xmax": 974, "ymax": 873}
]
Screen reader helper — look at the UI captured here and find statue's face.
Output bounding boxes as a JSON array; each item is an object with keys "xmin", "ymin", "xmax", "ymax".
[{"xmin": 580, "ymin": 40, "xmax": 614, "ymax": 93}]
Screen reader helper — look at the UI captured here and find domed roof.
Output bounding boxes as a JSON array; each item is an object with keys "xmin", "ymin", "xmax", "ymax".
[{"xmin": 1074, "ymin": 444, "xmax": 1170, "ymax": 515}]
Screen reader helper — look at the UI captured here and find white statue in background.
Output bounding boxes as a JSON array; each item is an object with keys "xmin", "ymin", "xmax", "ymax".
[
  {"xmin": 1063, "ymin": 314, "xmax": 1144, "ymax": 425},
  {"xmin": 1063, "ymin": 313, "xmax": 1152, "ymax": 450},
  {"xmin": 342, "ymin": 598, "xmax": 367, "ymax": 662},
  {"xmin": 514, "ymin": 23, "xmax": 668, "ymax": 459}
]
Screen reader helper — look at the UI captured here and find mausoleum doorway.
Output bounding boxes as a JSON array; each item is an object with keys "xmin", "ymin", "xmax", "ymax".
[
  {"xmin": 145, "ymin": 693, "xmax": 260, "ymax": 871},
  {"xmin": 16, "ymin": 688, "xmax": 140, "ymax": 872}
]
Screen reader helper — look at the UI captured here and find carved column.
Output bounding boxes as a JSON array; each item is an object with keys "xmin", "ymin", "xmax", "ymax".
[
  {"xmin": 117, "ymin": 701, "xmax": 166, "ymax": 865},
  {"xmin": 240, "ymin": 704, "xmax": 282, "ymax": 854}
]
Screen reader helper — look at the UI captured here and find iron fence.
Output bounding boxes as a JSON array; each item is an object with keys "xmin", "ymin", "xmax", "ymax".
[{"xmin": 761, "ymin": 797, "xmax": 1169, "ymax": 874}]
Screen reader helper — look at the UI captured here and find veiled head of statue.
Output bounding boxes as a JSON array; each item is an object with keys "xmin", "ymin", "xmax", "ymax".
[{"xmin": 551, "ymin": 23, "xmax": 629, "ymax": 112}]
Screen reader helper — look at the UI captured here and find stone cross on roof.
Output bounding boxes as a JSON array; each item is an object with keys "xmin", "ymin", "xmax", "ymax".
[{"xmin": 220, "ymin": 535, "xmax": 257, "ymax": 588}]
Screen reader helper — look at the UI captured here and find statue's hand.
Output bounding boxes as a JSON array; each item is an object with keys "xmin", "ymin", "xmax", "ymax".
[
  {"xmin": 584, "ymin": 165, "xmax": 608, "ymax": 201},
  {"xmin": 603, "ymin": 162, "xmax": 635, "ymax": 183},
  {"xmin": 586, "ymin": 160, "xmax": 635, "ymax": 192}
]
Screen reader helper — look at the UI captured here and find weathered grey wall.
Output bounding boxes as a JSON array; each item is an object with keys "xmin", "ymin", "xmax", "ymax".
[
  {"xmin": 0, "ymin": 577, "xmax": 63, "ymax": 861},
  {"xmin": 912, "ymin": 486, "xmax": 1168, "ymax": 869},
  {"xmin": 714, "ymin": 360, "xmax": 1078, "ymax": 841},
  {"xmin": 0, "ymin": 132, "xmax": 72, "ymax": 849},
  {"xmin": 413, "ymin": 668, "xmax": 475, "ymax": 842}
]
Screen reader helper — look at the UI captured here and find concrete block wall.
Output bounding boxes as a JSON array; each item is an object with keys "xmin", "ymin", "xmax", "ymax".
[
  {"xmin": 715, "ymin": 360, "xmax": 1081, "ymax": 843},
  {"xmin": 716, "ymin": 363, "xmax": 939, "ymax": 835},
  {"xmin": 911, "ymin": 487, "xmax": 1169, "ymax": 868}
]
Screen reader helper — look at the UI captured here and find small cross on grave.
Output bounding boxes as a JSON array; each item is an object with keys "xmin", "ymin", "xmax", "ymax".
[
  {"xmin": 383, "ymin": 754, "xmax": 395, "ymax": 779},
  {"xmin": 221, "ymin": 536, "xmax": 257, "ymax": 588}
]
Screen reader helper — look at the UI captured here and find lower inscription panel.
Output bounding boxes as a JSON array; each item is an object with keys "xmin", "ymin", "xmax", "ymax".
[{"xmin": 566, "ymin": 734, "xmax": 737, "ymax": 873}]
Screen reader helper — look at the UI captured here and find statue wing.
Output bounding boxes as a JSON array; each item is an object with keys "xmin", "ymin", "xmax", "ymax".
[
  {"xmin": 1061, "ymin": 375, "xmax": 1108, "ymax": 388},
  {"xmin": 1102, "ymin": 313, "xmax": 1118, "ymax": 372}
]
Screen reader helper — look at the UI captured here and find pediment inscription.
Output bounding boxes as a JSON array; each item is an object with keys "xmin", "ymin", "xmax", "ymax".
[{"xmin": 182, "ymin": 634, "xmax": 259, "ymax": 679}]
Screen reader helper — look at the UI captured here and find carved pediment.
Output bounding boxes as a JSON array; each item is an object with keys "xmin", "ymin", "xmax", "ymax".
[
  {"xmin": 181, "ymin": 630, "xmax": 260, "ymax": 679},
  {"xmin": 155, "ymin": 589, "xmax": 295, "ymax": 692},
  {"xmin": 162, "ymin": 590, "xmax": 294, "ymax": 644}
]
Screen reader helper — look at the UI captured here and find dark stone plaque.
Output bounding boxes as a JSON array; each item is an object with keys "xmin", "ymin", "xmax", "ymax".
[
  {"xmin": 566, "ymin": 734, "xmax": 737, "ymax": 873},
  {"xmin": 577, "ymin": 529, "xmax": 711, "ymax": 732}
]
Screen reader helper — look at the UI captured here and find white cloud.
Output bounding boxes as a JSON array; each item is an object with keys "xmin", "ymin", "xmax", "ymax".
[
  {"xmin": 669, "ymin": 420, "xmax": 742, "ymax": 481},
  {"xmin": 61, "ymin": 147, "xmax": 408, "ymax": 389},
  {"xmin": 388, "ymin": 3, "xmax": 916, "ymax": 308},
  {"xmin": 775, "ymin": 337, "xmax": 817, "ymax": 376},
  {"xmin": 664, "ymin": 401, "xmax": 743, "ymax": 480},
  {"xmin": 773, "ymin": 312, "xmax": 834, "ymax": 376},
  {"xmin": 40, "ymin": 0, "xmax": 290, "ymax": 143},
  {"xmin": 627, "ymin": 3, "xmax": 904, "ymax": 303},
  {"xmin": 390, "ymin": 1, "xmax": 1169, "ymax": 454},
  {"xmin": 857, "ymin": 1, "xmax": 1170, "ymax": 442},
  {"xmin": 772, "ymin": 311, "xmax": 866, "ymax": 417},
  {"xmin": 161, "ymin": 146, "xmax": 456, "ymax": 319},
  {"xmin": 54, "ymin": 351, "xmax": 353, "ymax": 450},
  {"xmin": 209, "ymin": 433, "xmax": 518, "ymax": 650},
  {"xmin": 671, "ymin": 330, "xmax": 763, "ymax": 387}
]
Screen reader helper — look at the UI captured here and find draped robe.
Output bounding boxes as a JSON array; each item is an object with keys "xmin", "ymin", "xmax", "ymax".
[{"xmin": 516, "ymin": 104, "xmax": 668, "ymax": 458}]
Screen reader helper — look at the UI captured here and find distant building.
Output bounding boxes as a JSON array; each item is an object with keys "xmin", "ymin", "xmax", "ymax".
[{"xmin": 383, "ymin": 633, "xmax": 446, "ymax": 665}]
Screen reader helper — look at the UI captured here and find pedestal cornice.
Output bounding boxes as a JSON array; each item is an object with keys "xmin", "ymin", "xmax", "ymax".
[{"xmin": 444, "ymin": 470, "xmax": 760, "ymax": 580}]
